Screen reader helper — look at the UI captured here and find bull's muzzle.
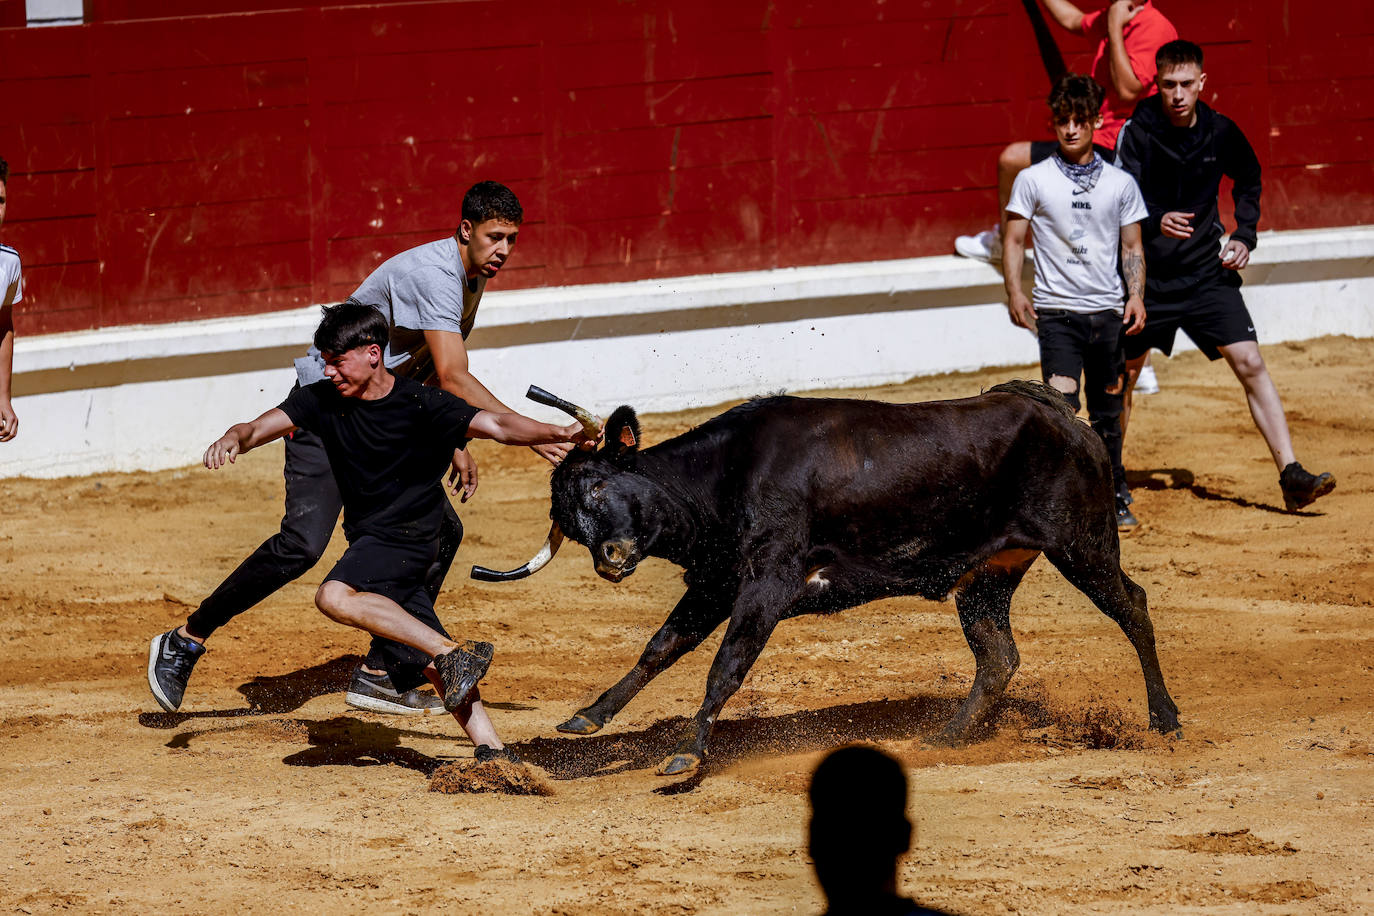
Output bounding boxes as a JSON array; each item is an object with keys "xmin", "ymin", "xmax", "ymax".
[
  {"xmin": 468, "ymin": 386, "xmax": 599, "ymax": 584},
  {"xmin": 594, "ymin": 538, "xmax": 638, "ymax": 582}
]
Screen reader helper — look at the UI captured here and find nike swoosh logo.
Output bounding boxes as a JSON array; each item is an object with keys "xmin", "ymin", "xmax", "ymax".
[
  {"xmin": 162, "ymin": 639, "xmax": 180, "ymax": 661},
  {"xmin": 1073, "ymin": 188, "xmax": 1089, "ymax": 195},
  {"xmin": 1070, "ymin": 229, "xmax": 1087, "ymax": 241}
]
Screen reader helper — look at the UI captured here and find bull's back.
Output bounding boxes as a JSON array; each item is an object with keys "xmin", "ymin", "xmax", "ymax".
[{"xmin": 728, "ymin": 391, "xmax": 1108, "ymax": 550}]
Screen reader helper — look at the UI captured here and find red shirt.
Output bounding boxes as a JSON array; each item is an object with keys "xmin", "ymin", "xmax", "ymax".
[{"xmin": 1081, "ymin": 2, "xmax": 1178, "ymax": 150}]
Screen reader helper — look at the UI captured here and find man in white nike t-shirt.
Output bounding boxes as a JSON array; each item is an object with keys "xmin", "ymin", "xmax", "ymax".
[{"xmin": 1003, "ymin": 74, "xmax": 1148, "ymax": 531}]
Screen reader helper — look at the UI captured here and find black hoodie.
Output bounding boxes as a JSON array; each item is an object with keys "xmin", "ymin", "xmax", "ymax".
[{"xmin": 1114, "ymin": 94, "xmax": 1261, "ymax": 294}]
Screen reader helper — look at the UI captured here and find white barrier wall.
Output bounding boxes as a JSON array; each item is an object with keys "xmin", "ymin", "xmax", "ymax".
[{"xmin": 4, "ymin": 226, "xmax": 1373, "ymax": 479}]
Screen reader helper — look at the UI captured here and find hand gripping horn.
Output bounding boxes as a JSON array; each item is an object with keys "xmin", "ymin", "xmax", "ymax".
[{"xmin": 469, "ymin": 386, "xmax": 601, "ymax": 583}]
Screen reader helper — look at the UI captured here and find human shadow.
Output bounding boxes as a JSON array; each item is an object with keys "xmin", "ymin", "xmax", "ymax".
[
  {"xmin": 279, "ymin": 715, "xmax": 443, "ymax": 775},
  {"xmin": 516, "ymin": 693, "xmax": 1052, "ymax": 782},
  {"xmin": 1127, "ymin": 467, "xmax": 1317, "ymax": 516},
  {"xmin": 138, "ymin": 653, "xmax": 364, "ymax": 729},
  {"xmin": 159, "ymin": 713, "xmax": 448, "ymax": 776}
]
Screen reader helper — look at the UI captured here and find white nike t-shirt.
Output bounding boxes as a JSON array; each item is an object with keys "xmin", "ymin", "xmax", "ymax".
[
  {"xmin": 1006, "ymin": 155, "xmax": 1147, "ymax": 314},
  {"xmin": 0, "ymin": 245, "xmax": 21, "ymax": 309}
]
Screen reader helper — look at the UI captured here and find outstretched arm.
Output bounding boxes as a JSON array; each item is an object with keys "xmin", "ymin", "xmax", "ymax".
[
  {"xmin": 466, "ymin": 410, "xmax": 600, "ymax": 450},
  {"xmin": 426, "ymin": 327, "xmax": 571, "ymax": 465},
  {"xmin": 1120, "ymin": 222, "xmax": 1146, "ymax": 334},
  {"xmin": 1039, "ymin": 0, "xmax": 1085, "ymax": 32},
  {"xmin": 204, "ymin": 407, "xmax": 296, "ymax": 469}
]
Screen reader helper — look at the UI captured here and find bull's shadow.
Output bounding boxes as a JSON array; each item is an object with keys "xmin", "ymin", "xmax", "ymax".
[
  {"xmin": 1127, "ymin": 467, "xmax": 1319, "ymax": 515},
  {"xmin": 515, "ymin": 692, "xmax": 1052, "ymax": 781},
  {"xmin": 138, "ymin": 653, "xmax": 364, "ymax": 729}
]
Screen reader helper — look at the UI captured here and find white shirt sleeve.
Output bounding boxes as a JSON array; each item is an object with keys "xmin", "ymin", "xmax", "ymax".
[
  {"xmin": 1119, "ymin": 173, "xmax": 1149, "ymax": 226},
  {"xmin": 1005, "ymin": 170, "xmax": 1038, "ymax": 221}
]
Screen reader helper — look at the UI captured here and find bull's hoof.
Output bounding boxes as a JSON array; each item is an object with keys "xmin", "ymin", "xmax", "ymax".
[
  {"xmin": 555, "ymin": 712, "xmax": 602, "ymax": 735},
  {"xmin": 929, "ymin": 726, "xmax": 969, "ymax": 748},
  {"xmin": 656, "ymin": 752, "xmax": 701, "ymax": 777}
]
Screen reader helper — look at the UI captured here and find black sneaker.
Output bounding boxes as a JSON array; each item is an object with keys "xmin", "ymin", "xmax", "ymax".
[
  {"xmin": 475, "ymin": 744, "xmax": 522, "ymax": 764},
  {"xmin": 1116, "ymin": 498, "xmax": 1140, "ymax": 532},
  {"xmin": 345, "ymin": 667, "xmax": 446, "ymax": 716},
  {"xmin": 433, "ymin": 641, "xmax": 494, "ymax": 711},
  {"xmin": 1279, "ymin": 462, "xmax": 1335, "ymax": 511},
  {"xmin": 147, "ymin": 628, "xmax": 207, "ymax": 712}
]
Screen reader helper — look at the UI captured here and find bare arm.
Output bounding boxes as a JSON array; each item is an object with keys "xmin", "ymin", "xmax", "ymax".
[
  {"xmin": 1105, "ymin": 0, "xmax": 1148, "ymax": 102},
  {"xmin": 466, "ymin": 410, "xmax": 597, "ymax": 450},
  {"xmin": 204, "ymin": 407, "xmax": 297, "ymax": 469},
  {"xmin": 1119, "ymin": 222, "xmax": 1146, "ymax": 334},
  {"xmin": 0, "ymin": 297, "xmax": 15, "ymax": 442},
  {"xmin": 425, "ymin": 328, "xmax": 570, "ymax": 464},
  {"xmin": 1039, "ymin": 0, "xmax": 1085, "ymax": 33},
  {"xmin": 1002, "ymin": 215, "xmax": 1037, "ymax": 332}
]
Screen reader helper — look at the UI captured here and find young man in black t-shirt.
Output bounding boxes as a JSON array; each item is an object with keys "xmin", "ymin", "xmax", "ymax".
[
  {"xmin": 1114, "ymin": 40, "xmax": 1334, "ymax": 512},
  {"xmin": 152, "ymin": 302, "xmax": 596, "ymax": 759}
]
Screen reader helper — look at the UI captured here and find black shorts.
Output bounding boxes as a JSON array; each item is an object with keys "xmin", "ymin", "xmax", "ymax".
[
  {"xmin": 1126, "ymin": 275, "xmax": 1258, "ymax": 362},
  {"xmin": 326, "ymin": 535, "xmax": 451, "ymax": 691},
  {"xmin": 1031, "ymin": 140, "xmax": 1115, "ymax": 164}
]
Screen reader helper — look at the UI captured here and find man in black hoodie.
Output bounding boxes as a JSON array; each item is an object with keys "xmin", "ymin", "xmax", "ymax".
[{"xmin": 1114, "ymin": 39, "xmax": 1335, "ymax": 512}]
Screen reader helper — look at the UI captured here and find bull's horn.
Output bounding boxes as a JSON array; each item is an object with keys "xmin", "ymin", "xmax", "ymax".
[
  {"xmin": 470, "ymin": 522, "xmax": 565, "ymax": 582},
  {"xmin": 526, "ymin": 385, "xmax": 601, "ymax": 437}
]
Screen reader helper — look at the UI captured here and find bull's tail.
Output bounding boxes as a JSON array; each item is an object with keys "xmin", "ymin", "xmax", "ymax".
[{"xmin": 987, "ymin": 379, "xmax": 1076, "ymax": 421}]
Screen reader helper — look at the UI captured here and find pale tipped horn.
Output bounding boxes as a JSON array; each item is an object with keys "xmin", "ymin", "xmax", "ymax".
[
  {"xmin": 526, "ymin": 385, "xmax": 601, "ymax": 438},
  {"xmin": 470, "ymin": 522, "xmax": 565, "ymax": 582}
]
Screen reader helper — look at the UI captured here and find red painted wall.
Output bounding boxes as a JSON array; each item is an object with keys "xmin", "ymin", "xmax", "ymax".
[{"xmin": 1, "ymin": 0, "xmax": 1371, "ymax": 336}]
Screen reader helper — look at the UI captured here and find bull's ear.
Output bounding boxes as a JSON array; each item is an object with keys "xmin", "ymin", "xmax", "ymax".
[{"xmin": 602, "ymin": 405, "xmax": 640, "ymax": 455}]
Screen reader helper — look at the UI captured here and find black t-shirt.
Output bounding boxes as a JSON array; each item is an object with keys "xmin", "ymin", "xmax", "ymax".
[{"xmin": 279, "ymin": 374, "xmax": 478, "ymax": 544}]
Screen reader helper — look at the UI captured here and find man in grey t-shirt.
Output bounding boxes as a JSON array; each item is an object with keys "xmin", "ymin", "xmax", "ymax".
[{"xmin": 148, "ymin": 182, "xmax": 565, "ymax": 717}]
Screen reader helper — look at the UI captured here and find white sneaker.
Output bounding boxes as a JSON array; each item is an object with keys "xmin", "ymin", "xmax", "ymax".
[
  {"xmin": 954, "ymin": 227, "xmax": 1002, "ymax": 263},
  {"xmin": 1135, "ymin": 364, "xmax": 1160, "ymax": 395}
]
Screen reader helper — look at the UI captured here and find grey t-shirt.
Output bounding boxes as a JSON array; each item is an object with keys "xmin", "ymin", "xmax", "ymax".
[{"xmin": 295, "ymin": 236, "xmax": 485, "ymax": 385}]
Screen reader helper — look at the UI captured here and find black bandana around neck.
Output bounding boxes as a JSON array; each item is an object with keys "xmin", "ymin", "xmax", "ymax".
[{"xmin": 1053, "ymin": 150, "xmax": 1104, "ymax": 193}]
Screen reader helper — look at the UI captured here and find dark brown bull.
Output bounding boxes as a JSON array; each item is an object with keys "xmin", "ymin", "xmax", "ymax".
[{"xmin": 475, "ymin": 381, "xmax": 1180, "ymax": 777}]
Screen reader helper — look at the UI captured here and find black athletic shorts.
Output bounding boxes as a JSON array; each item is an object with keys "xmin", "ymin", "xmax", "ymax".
[
  {"xmin": 1125, "ymin": 274, "xmax": 1258, "ymax": 362},
  {"xmin": 1031, "ymin": 140, "xmax": 1115, "ymax": 164},
  {"xmin": 326, "ymin": 535, "xmax": 451, "ymax": 691}
]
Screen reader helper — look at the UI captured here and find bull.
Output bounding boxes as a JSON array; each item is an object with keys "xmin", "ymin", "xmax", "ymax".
[{"xmin": 474, "ymin": 381, "xmax": 1180, "ymax": 777}]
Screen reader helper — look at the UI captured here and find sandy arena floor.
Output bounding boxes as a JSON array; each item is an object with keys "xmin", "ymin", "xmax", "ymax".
[{"xmin": 1, "ymin": 335, "xmax": 1371, "ymax": 914}]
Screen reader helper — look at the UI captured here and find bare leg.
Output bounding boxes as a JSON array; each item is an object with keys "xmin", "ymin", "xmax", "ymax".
[
  {"xmin": 422, "ymin": 671, "xmax": 502, "ymax": 749},
  {"xmin": 1219, "ymin": 340, "xmax": 1296, "ymax": 470},
  {"xmin": 1121, "ymin": 352, "xmax": 1148, "ymax": 436},
  {"xmin": 315, "ymin": 581, "xmax": 458, "ymax": 657}
]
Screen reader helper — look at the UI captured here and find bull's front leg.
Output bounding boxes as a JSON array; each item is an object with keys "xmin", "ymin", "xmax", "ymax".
[
  {"xmin": 557, "ymin": 585, "xmax": 730, "ymax": 736},
  {"xmin": 658, "ymin": 575, "xmax": 795, "ymax": 777}
]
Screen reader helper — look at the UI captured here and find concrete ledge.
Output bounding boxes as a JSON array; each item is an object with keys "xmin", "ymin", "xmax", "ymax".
[{"xmin": 5, "ymin": 225, "xmax": 1373, "ymax": 478}]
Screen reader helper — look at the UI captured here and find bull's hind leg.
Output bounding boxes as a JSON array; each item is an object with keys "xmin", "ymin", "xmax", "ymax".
[
  {"xmin": 1046, "ymin": 546, "xmax": 1180, "ymax": 734},
  {"xmin": 939, "ymin": 550, "xmax": 1038, "ymax": 743},
  {"xmin": 556, "ymin": 585, "xmax": 730, "ymax": 736}
]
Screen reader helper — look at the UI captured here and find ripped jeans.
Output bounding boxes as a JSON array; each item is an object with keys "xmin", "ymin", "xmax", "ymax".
[{"xmin": 1037, "ymin": 308, "xmax": 1130, "ymax": 505}]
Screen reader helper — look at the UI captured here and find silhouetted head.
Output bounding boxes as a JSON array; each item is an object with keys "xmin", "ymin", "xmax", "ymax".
[{"xmin": 809, "ymin": 745, "xmax": 912, "ymax": 909}]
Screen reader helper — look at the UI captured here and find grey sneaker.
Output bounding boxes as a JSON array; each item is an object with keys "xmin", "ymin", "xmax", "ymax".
[
  {"xmin": 1279, "ymin": 462, "xmax": 1335, "ymax": 511},
  {"xmin": 147, "ymin": 628, "xmax": 207, "ymax": 712},
  {"xmin": 433, "ymin": 641, "xmax": 495, "ymax": 710},
  {"xmin": 345, "ymin": 667, "xmax": 446, "ymax": 716}
]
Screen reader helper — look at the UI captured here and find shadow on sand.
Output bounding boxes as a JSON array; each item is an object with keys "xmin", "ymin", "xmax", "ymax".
[
  {"xmin": 138, "ymin": 653, "xmax": 364, "ymax": 729},
  {"xmin": 1127, "ymin": 466, "xmax": 1318, "ymax": 516},
  {"xmin": 516, "ymin": 693, "xmax": 1056, "ymax": 784}
]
